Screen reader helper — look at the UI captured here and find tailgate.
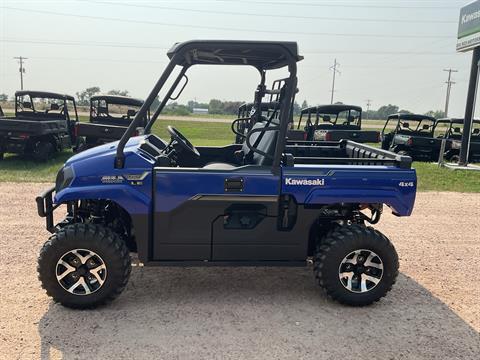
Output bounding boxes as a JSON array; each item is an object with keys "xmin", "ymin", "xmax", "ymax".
[
  {"xmin": 0, "ymin": 118, "xmax": 66, "ymax": 136},
  {"xmin": 77, "ymin": 122, "xmax": 128, "ymax": 140},
  {"xmin": 318, "ymin": 129, "xmax": 380, "ymax": 143}
]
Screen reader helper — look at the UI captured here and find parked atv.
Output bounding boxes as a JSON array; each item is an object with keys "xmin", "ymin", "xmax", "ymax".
[
  {"xmin": 435, "ymin": 118, "xmax": 480, "ymax": 163},
  {"xmin": 75, "ymin": 95, "xmax": 149, "ymax": 152},
  {"xmin": 292, "ymin": 105, "xmax": 380, "ymax": 143},
  {"xmin": 36, "ymin": 40, "xmax": 415, "ymax": 309},
  {"xmin": 381, "ymin": 113, "xmax": 443, "ymax": 161},
  {"xmin": 0, "ymin": 91, "xmax": 78, "ymax": 161}
]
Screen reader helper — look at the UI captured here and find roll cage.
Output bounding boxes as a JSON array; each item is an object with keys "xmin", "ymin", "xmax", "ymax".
[
  {"xmin": 435, "ymin": 118, "xmax": 480, "ymax": 139},
  {"xmin": 115, "ymin": 40, "xmax": 302, "ymax": 169},
  {"xmin": 14, "ymin": 90, "xmax": 78, "ymax": 122},
  {"xmin": 383, "ymin": 113, "xmax": 436, "ymax": 137},
  {"xmin": 89, "ymin": 95, "xmax": 149, "ymax": 126},
  {"xmin": 297, "ymin": 104, "xmax": 363, "ymax": 130}
]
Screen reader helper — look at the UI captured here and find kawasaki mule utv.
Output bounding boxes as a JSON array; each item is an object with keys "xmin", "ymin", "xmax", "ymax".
[
  {"xmin": 0, "ymin": 91, "xmax": 79, "ymax": 161},
  {"xmin": 36, "ymin": 40, "xmax": 416, "ymax": 309},
  {"xmin": 75, "ymin": 95, "xmax": 149, "ymax": 152},
  {"xmin": 291, "ymin": 104, "xmax": 380, "ymax": 144},
  {"xmin": 435, "ymin": 118, "xmax": 480, "ymax": 163},
  {"xmin": 381, "ymin": 113, "xmax": 442, "ymax": 161}
]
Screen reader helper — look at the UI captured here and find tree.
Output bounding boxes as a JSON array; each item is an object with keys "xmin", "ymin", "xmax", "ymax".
[
  {"xmin": 425, "ymin": 110, "xmax": 445, "ymax": 118},
  {"xmin": 76, "ymin": 86, "xmax": 100, "ymax": 106},
  {"xmin": 208, "ymin": 99, "xmax": 224, "ymax": 114},
  {"xmin": 376, "ymin": 104, "xmax": 399, "ymax": 119},
  {"xmin": 107, "ymin": 89, "xmax": 129, "ymax": 96},
  {"xmin": 0, "ymin": 93, "xmax": 8, "ymax": 102},
  {"xmin": 301, "ymin": 100, "xmax": 308, "ymax": 109}
]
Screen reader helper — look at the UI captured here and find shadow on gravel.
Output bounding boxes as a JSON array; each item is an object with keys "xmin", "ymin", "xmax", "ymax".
[{"xmin": 38, "ymin": 267, "xmax": 480, "ymax": 359}]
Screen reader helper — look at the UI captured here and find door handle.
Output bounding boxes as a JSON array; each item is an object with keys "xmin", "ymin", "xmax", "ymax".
[{"xmin": 224, "ymin": 177, "xmax": 244, "ymax": 192}]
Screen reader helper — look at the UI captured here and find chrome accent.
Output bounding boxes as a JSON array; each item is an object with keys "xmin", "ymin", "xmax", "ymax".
[{"xmin": 338, "ymin": 249, "xmax": 383, "ymax": 293}]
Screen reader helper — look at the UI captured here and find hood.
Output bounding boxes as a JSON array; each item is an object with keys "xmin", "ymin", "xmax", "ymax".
[{"xmin": 66, "ymin": 136, "xmax": 144, "ymax": 166}]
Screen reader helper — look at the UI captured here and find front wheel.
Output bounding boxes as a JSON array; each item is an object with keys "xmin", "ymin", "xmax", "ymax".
[
  {"xmin": 38, "ymin": 224, "xmax": 131, "ymax": 309},
  {"xmin": 314, "ymin": 224, "xmax": 398, "ymax": 306}
]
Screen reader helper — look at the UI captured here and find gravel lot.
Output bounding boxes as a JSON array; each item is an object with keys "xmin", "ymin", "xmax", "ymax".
[{"xmin": 0, "ymin": 183, "xmax": 479, "ymax": 359}]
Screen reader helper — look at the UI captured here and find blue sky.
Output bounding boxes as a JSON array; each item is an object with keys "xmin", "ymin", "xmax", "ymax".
[{"xmin": 0, "ymin": 0, "xmax": 475, "ymax": 116}]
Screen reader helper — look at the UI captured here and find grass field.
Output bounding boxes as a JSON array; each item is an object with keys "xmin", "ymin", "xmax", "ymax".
[{"xmin": 0, "ymin": 119, "xmax": 478, "ymax": 192}]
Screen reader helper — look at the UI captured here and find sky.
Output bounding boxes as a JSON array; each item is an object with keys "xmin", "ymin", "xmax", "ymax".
[{"xmin": 0, "ymin": 0, "xmax": 476, "ymax": 116}]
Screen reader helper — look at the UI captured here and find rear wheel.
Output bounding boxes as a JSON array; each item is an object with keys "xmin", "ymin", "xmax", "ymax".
[
  {"xmin": 38, "ymin": 224, "xmax": 131, "ymax": 309},
  {"xmin": 450, "ymin": 154, "xmax": 460, "ymax": 163},
  {"xmin": 313, "ymin": 224, "xmax": 398, "ymax": 306},
  {"xmin": 33, "ymin": 141, "xmax": 54, "ymax": 162}
]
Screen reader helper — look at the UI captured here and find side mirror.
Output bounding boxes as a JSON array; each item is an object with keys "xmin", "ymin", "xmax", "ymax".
[
  {"xmin": 422, "ymin": 124, "xmax": 430, "ymax": 130},
  {"xmin": 454, "ymin": 127, "xmax": 461, "ymax": 133},
  {"xmin": 323, "ymin": 115, "xmax": 331, "ymax": 122},
  {"xmin": 22, "ymin": 101, "xmax": 32, "ymax": 109},
  {"xmin": 127, "ymin": 109, "xmax": 137, "ymax": 117},
  {"xmin": 50, "ymin": 103, "xmax": 60, "ymax": 111},
  {"xmin": 402, "ymin": 122, "xmax": 410, "ymax": 128}
]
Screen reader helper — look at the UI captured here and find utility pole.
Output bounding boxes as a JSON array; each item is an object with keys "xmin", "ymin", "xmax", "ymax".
[
  {"xmin": 443, "ymin": 68, "xmax": 458, "ymax": 117},
  {"xmin": 330, "ymin": 58, "xmax": 340, "ymax": 104},
  {"xmin": 365, "ymin": 99, "xmax": 372, "ymax": 120},
  {"xmin": 13, "ymin": 56, "xmax": 27, "ymax": 90}
]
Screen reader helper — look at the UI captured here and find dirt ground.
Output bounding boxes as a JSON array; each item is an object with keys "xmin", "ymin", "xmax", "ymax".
[{"xmin": 0, "ymin": 183, "xmax": 479, "ymax": 360}]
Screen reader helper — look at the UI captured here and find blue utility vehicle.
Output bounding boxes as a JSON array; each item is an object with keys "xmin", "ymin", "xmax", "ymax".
[{"xmin": 36, "ymin": 40, "xmax": 416, "ymax": 309}]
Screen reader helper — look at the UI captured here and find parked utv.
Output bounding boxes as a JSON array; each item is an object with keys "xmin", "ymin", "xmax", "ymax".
[
  {"xmin": 381, "ymin": 113, "xmax": 442, "ymax": 161},
  {"xmin": 0, "ymin": 91, "xmax": 78, "ymax": 161},
  {"xmin": 36, "ymin": 40, "xmax": 416, "ymax": 309},
  {"xmin": 75, "ymin": 95, "xmax": 149, "ymax": 152},
  {"xmin": 291, "ymin": 105, "xmax": 380, "ymax": 143},
  {"xmin": 232, "ymin": 78, "xmax": 286, "ymax": 144},
  {"xmin": 435, "ymin": 118, "xmax": 480, "ymax": 163}
]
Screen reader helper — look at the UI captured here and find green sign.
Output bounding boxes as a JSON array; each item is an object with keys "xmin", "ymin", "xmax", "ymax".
[{"xmin": 458, "ymin": 1, "xmax": 480, "ymax": 51}]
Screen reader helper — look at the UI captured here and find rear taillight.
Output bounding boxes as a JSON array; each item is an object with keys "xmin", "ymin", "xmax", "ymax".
[
  {"xmin": 376, "ymin": 132, "xmax": 381, "ymax": 142},
  {"xmin": 303, "ymin": 132, "xmax": 308, "ymax": 140},
  {"xmin": 19, "ymin": 134, "xmax": 29, "ymax": 139},
  {"xmin": 325, "ymin": 133, "xmax": 332, "ymax": 141},
  {"xmin": 407, "ymin": 138, "xmax": 413, "ymax": 146}
]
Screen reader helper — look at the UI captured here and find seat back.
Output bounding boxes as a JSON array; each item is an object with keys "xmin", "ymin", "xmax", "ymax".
[{"xmin": 242, "ymin": 121, "xmax": 279, "ymax": 166}]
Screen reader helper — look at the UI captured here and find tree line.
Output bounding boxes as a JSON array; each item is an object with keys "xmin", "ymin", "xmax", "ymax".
[{"xmin": 0, "ymin": 89, "xmax": 446, "ymax": 119}]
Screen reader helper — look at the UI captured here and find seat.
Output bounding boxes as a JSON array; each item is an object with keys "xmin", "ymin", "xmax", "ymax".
[{"xmin": 203, "ymin": 121, "xmax": 278, "ymax": 169}]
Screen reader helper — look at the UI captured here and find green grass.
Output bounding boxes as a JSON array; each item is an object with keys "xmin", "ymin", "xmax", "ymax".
[
  {"xmin": 0, "ymin": 119, "xmax": 478, "ymax": 192},
  {"xmin": 413, "ymin": 162, "xmax": 480, "ymax": 192}
]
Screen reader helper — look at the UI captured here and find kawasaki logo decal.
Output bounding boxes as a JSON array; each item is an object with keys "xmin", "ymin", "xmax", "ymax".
[{"xmin": 285, "ymin": 178, "xmax": 325, "ymax": 186}]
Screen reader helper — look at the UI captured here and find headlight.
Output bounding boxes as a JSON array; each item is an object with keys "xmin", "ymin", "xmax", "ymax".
[
  {"xmin": 55, "ymin": 165, "xmax": 74, "ymax": 192},
  {"xmin": 451, "ymin": 140, "xmax": 461, "ymax": 149}
]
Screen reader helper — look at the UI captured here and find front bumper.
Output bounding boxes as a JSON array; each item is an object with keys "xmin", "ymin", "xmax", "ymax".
[{"xmin": 36, "ymin": 185, "xmax": 58, "ymax": 233}]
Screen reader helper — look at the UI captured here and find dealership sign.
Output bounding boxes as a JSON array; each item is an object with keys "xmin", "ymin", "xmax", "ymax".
[{"xmin": 457, "ymin": 0, "xmax": 480, "ymax": 51}]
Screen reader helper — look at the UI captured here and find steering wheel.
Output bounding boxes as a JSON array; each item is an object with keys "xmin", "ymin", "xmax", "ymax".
[{"xmin": 167, "ymin": 126, "xmax": 200, "ymax": 158}]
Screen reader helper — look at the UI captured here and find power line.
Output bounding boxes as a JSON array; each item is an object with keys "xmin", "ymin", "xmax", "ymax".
[
  {"xmin": 330, "ymin": 59, "xmax": 340, "ymax": 104},
  {"xmin": 84, "ymin": 0, "xmax": 457, "ymax": 24},
  {"xmin": 231, "ymin": 0, "xmax": 460, "ymax": 10},
  {"xmin": 443, "ymin": 68, "xmax": 458, "ymax": 117},
  {"xmin": 3, "ymin": 6, "xmax": 453, "ymax": 39},
  {"xmin": 365, "ymin": 99, "xmax": 372, "ymax": 119},
  {"xmin": 13, "ymin": 56, "xmax": 27, "ymax": 90}
]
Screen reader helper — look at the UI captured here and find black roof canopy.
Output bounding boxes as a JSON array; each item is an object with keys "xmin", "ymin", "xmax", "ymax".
[
  {"xmin": 387, "ymin": 113, "xmax": 436, "ymax": 122},
  {"xmin": 301, "ymin": 104, "xmax": 362, "ymax": 115},
  {"xmin": 167, "ymin": 40, "xmax": 303, "ymax": 70},
  {"xmin": 15, "ymin": 90, "xmax": 75, "ymax": 101},
  {"xmin": 90, "ymin": 95, "xmax": 144, "ymax": 107},
  {"xmin": 436, "ymin": 118, "xmax": 480, "ymax": 125}
]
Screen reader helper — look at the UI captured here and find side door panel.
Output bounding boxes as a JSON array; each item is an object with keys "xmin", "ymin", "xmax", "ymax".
[{"xmin": 153, "ymin": 167, "xmax": 280, "ymax": 261}]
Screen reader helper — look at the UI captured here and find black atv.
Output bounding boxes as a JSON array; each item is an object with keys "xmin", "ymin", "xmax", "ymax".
[
  {"xmin": 381, "ymin": 113, "xmax": 443, "ymax": 161},
  {"xmin": 75, "ymin": 95, "xmax": 149, "ymax": 151},
  {"xmin": 0, "ymin": 90, "xmax": 78, "ymax": 161},
  {"xmin": 435, "ymin": 118, "xmax": 480, "ymax": 163}
]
